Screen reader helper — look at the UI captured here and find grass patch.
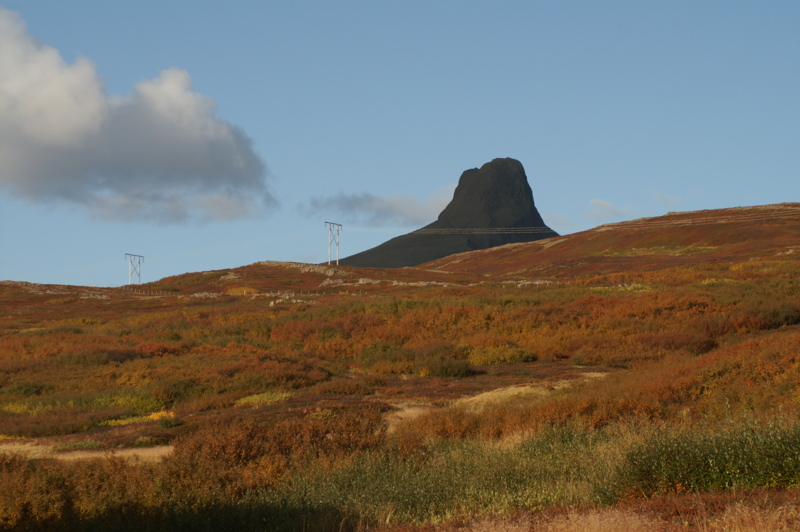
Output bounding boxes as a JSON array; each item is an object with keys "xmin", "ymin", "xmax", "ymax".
[
  {"xmin": 235, "ymin": 391, "xmax": 292, "ymax": 407},
  {"xmin": 55, "ymin": 440, "xmax": 102, "ymax": 452},
  {"xmin": 101, "ymin": 410, "xmax": 177, "ymax": 427}
]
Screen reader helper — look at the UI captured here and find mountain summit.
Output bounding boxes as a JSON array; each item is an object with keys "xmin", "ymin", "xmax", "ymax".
[{"xmin": 339, "ymin": 158, "xmax": 558, "ymax": 268}]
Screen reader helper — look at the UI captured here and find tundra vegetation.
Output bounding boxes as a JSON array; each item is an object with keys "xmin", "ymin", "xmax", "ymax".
[{"xmin": 2, "ymin": 204, "xmax": 800, "ymax": 531}]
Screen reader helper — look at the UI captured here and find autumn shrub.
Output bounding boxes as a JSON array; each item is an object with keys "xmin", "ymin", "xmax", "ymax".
[
  {"xmin": 467, "ymin": 345, "xmax": 538, "ymax": 366},
  {"xmin": 365, "ymin": 359, "xmax": 415, "ymax": 375},
  {"xmin": 415, "ymin": 355, "xmax": 477, "ymax": 378},
  {"xmin": 172, "ymin": 396, "xmax": 232, "ymax": 416},
  {"xmin": 136, "ymin": 342, "xmax": 181, "ymax": 358},
  {"xmin": 172, "ymin": 407, "xmax": 386, "ymax": 471},
  {"xmin": 731, "ymin": 300, "xmax": 800, "ymax": 331},
  {"xmin": 0, "ymin": 453, "xmax": 302, "ymax": 532},
  {"xmin": 268, "ymin": 318, "xmax": 319, "ymax": 345},
  {"xmin": 692, "ymin": 331, "xmax": 800, "ymax": 418},
  {"xmin": 59, "ymin": 349, "xmax": 131, "ymax": 367},
  {"xmin": 0, "ymin": 406, "xmax": 131, "ymax": 437},
  {"xmin": 262, "ymin": 358, "xmax": 332, "ymax": 388},
  {"xmin": 358, "ymin": 341, "xmax": 434, "ymax": 375},
  {"xmin": 0, "ymin": 454, "xmax": 71, "ymax": 528},
  {"xmin": 172, "ymin": 417, "xmax": 271, "ymax": 469},
  {"xmin": 400, "ymin": 406, "xmax": 482, "ymax": 440},
  {"xmin": 407, "ymin": 344, "xmax": 477, "ymax": 378},
  {"xmin": 634, "ymin": 331, "xmax": 717, "ymax": 355},
  {"xmin": 566, "ymin": 335, "xmax": 642, "ymax": 367},
  {"xmin": 4, "ymin": 382, "xmax": 52, "ymax": 397},
  {"xmin": 311, "ymin": 378, "xmax": 374, "ymax": 396},
  {"xmin": 263, "ymin": 407, "xmax": 387, "ymax": 463},
  {"xmin": 359, "ymin": 342, "xmax": 411, "ymax": 366},
  {"xmin": 694, "ymin": 313, "xmax": 732, "ymax": 338},
  {"xmin": 150, "ymin": 378, "xmax": 203, "ymax": 405}
]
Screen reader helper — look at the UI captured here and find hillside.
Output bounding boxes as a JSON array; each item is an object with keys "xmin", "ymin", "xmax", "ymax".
[
  {"xmin": 2, "ymin": 203, "xmax": 800, "ymax": 531},
  {"xmin": 426, "ymin": 202, "xmax": 800, "ymax": 278}
]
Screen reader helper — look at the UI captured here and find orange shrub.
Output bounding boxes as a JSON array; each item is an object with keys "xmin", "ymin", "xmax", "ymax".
[{"xmin": 136, "ymin": 342, "xmax": 180, "ymax": 358}]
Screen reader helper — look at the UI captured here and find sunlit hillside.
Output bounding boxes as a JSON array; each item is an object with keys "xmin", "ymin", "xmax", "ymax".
[{"xmin": 2, "ymin": 203, "xmax": 800, "ymax": 531}]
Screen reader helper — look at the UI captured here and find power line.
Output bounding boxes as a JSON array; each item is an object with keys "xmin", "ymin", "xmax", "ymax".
[
  {"xmin": 346, "ymin": 225, "xmax": 578, "ymax": 234},
  {"xmin": 412, "ymin": 226, "xmax": 558, "ymax": 235},
  {"xmin": 147, "ymin": 228, "xmax": 327, "ymax": 263}
]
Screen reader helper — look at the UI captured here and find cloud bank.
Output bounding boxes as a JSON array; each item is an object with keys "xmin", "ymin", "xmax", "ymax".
[
  {"xmin": 304, "ymin": 185, "xmax": 455, "ymax": 227},
  {"xmin": 0, "ymin": 8, "xmax": 274, "ymax": 223}
]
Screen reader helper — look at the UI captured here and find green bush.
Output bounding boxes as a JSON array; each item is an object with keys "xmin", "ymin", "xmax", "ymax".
[
  {"xmin": 415, "ymin": 355, "xmax": 477, "ymax": 378},
  {"xmin": 610, "ymin": 420, "xmax": 800, "ymax": 499}
]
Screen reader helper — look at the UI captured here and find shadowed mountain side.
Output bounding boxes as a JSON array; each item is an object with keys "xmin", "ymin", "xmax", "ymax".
[{"xmin": 340, "ymin": 158, "xmax": 558, "ymax": 268}]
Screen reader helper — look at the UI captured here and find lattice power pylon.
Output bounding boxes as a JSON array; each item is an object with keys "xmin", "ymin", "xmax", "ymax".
[
  {"xmin": 325, "ymin": 222, "xmax": 342, "ymax": 265},
  {"xmin": 125, "ymin": 253, "xmax": 144, "ymax": 285}
]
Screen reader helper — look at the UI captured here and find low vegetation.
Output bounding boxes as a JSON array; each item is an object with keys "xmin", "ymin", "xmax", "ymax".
[{"xmin": 1, "ymin": 205, "xmax": 800, "ymax": 530}]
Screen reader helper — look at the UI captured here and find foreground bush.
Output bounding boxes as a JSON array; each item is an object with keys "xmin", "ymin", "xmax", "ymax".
[
  {"xmin": 5, "ymin": 419, "xmax": 800, "ymax": 530},
  {"xmin": 610, "ymin": 419, "xmax": 800, "ymax": 500}
]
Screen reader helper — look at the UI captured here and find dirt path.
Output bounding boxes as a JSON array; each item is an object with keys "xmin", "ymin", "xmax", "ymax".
[{"xmin": 0, "ymin": 441, "xmax": 173, "ymax": 462}]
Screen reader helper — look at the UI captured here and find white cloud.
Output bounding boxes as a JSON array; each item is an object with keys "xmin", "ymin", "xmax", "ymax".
[
  {"xmin": 587, "ymin": 198, "xmax": 629, "ymax": 221},
  {"xmin": 0, "ymin": 8, "xmax": 274, "ymax": 223},
  {"xmin": 304, "ymin": 184, "xmax": 455, "ymax": 227}
]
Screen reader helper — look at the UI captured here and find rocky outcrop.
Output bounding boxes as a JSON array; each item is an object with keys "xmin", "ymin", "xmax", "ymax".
[{"xmin": 339, "ymin": 158, "xmax": 558, "ymax": 268}]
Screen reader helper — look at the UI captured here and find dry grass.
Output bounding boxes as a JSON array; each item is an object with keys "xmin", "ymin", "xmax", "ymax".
[
  {"xmin": 536, "ymin": 509, "xmax": 668, "ymax": 532},
  {"xmin": 466, "ymin": 515, "xmax": 533, "ymax": 532},
  {"xmin": 0, "ymin": 441, "xmax": 172, "ymax": 462},
  {"xmin": 452, "ymin": 385, "xmax": 551, "ymax": 412},
  {"xmin": 463, "ymin": 509, "xmax": 668, "ymax": 532},
  {"xmin": 385, "ymin": 403, "xmax": 432, "ymax": 434},
  {"xmin": 453, "ymin": 373, "xmax": 608, "ymax": 413},
  {"xmin": 701, "ymin": 502, "xmax": 800, "ymax": 531}
]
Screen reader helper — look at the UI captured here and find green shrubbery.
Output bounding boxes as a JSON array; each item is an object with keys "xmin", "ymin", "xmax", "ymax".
[{"xmin": 610, "ymin": 420, "xmax": 800, "ymax": 499}]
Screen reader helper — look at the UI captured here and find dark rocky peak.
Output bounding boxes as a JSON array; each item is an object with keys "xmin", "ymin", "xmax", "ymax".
[
  {"xmin": 436, "ymin": 157, "xmax": 547, "ymax": 229},
  {"xmin": 338, "ymin": 157, "xmax": 557, "ymax": 268}
]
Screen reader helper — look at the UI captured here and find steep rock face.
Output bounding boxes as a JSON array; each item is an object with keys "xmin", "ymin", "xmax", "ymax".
[{"xmin": 339, "ymin": 158, "xmax": 558, "ymax": 268}]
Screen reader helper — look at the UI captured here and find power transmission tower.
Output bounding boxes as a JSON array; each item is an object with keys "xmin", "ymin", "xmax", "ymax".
[
  {"xmin": 125, "ymin": 253, "xmax": 144, "ymax": 285},
  {"xmin": 325, "ymin": 222, "xmax": 342, "ymax": 265}
]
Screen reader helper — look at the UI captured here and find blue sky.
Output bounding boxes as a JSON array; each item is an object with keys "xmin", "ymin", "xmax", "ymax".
[{"xmin": 1, "ymin": 1, "xmax": 798, "ymax": 287}]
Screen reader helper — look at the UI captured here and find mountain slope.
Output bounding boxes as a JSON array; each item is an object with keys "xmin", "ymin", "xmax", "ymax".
[{"xmin": 424, "ymin": 203, "xmax": 800, "ymax": 280}]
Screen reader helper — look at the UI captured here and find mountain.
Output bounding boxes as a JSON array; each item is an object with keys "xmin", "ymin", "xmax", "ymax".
[{"xmin": 338, "ymin": 158, "xmax": 558, "ymax": 268}]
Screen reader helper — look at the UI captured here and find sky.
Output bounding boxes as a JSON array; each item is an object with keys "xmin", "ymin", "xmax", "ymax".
[{"xmin": 0, "ymin": 1, "xmax": 798, "ymax": 287}]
